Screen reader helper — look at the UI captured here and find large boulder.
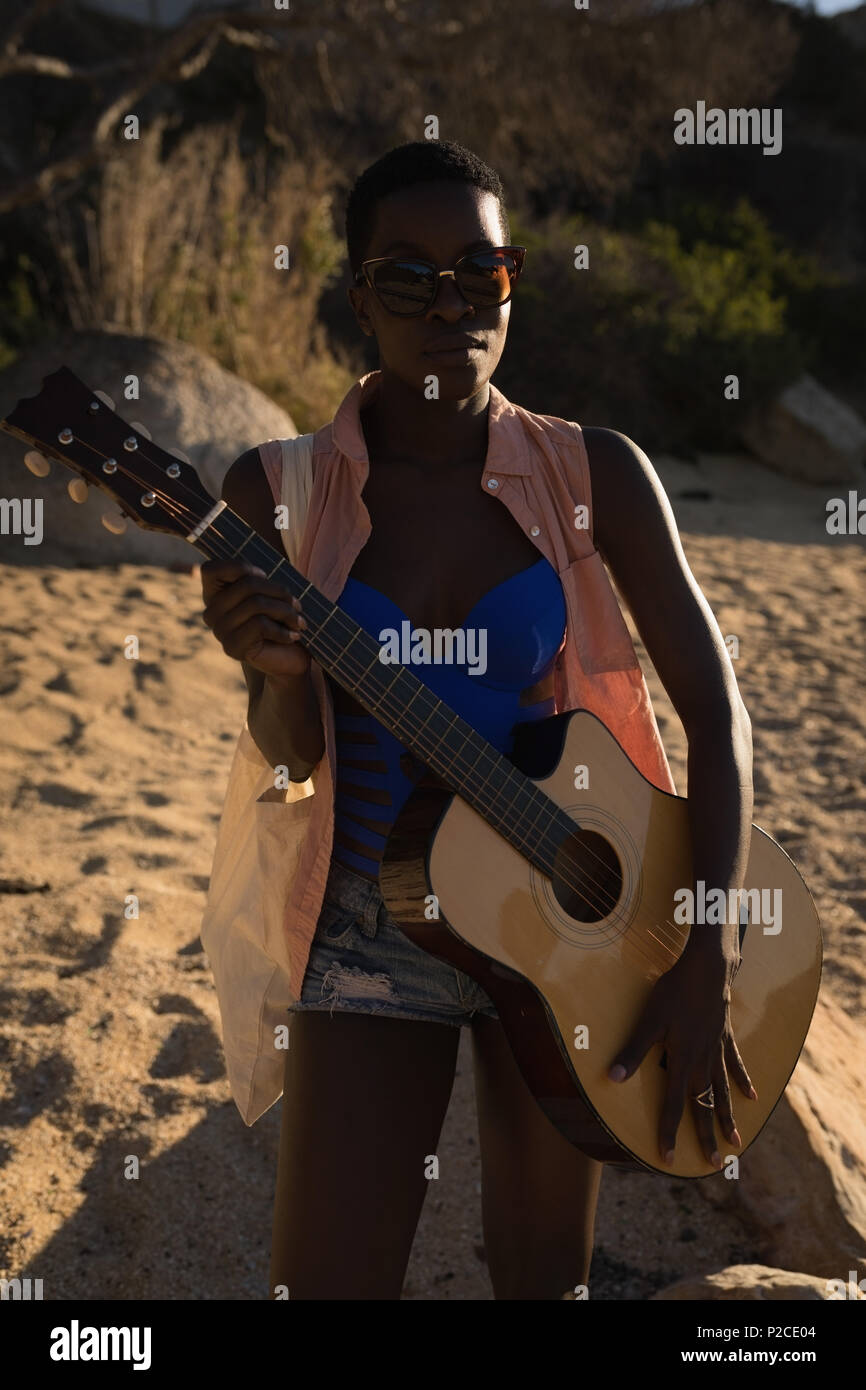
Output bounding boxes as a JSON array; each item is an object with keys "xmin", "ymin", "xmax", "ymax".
[
  {"xmin": 741, "ymin": 373, "xmax": 866, "ymax": 485},
  {"xmin": 699, "ymin": 993, "xmax": 866, "ymax": 1282},
  {"xmin": 0, "ymin": 330, "xmax": 297, "ymax": 566},
  {"xmin": 651, "ymin": 1263, "xmax": 863, "ymax": 1300}
]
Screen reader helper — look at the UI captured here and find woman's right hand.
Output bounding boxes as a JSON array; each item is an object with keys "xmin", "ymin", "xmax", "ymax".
[{"xmin": 200, "ymin": 559, "xmax": 310, "ymax": 683}]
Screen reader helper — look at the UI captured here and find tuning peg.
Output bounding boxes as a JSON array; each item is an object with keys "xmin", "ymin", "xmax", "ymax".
[
  {"xmin": 67, "ymin": 478, "xmax": 88, "ymax": 504},
  {"xmin": 168, "ymin": 447, "xmax": 190, "ymax": 465},
  {"xmin": 24, "ymin": 449, "xmax": 51, "ymax": 477},
  {"xmin": 101, "ymin": 508, "xmax": 127, "ymax": 535},
  {"xmin": 94, "ymin": 389, "xmax": 115, "ymax": 412},
  {"xmin": 129, "ymin": 421, "xmax": 152, "ymax": 441}
]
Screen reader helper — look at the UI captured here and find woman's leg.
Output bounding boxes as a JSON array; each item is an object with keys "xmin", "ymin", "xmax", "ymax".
[
  {"xmin": 470, "ymin": 1014, "xmax": 603, "ymax": 1300},
  {"xmin": 270, "ymin": 1010, "xmax": 460, "ymax": 1299}
]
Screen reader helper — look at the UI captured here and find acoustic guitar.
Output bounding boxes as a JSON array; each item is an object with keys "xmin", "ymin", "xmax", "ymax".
[{"xmin": 1, "ymin": 367, "xmax": 823, "ymax": 1178}]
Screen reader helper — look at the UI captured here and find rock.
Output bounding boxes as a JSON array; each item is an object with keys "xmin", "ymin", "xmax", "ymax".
[
  {"xmin": 741, "ymin": 373, "xmax": 866, "ymax": 485},
  {"xmin": 651, "ymin": 1263, "xmax": 863, "ymax": 1300},
  {"xmin": 699, "ymin": 994, "xmax": 866, "ymax": 1282},
  {"xmin": 833, "ymin": 8, "xmax": 866, "ymax": 51},
  {"xmin": 0, "ymin": 329, "xmax": 296, "ymax": 565}
]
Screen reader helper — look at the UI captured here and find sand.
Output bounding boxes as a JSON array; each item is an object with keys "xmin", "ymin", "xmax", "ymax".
[{"xmin": 0, "ymin": 450, "xmax": 863, "ymax": 1300}]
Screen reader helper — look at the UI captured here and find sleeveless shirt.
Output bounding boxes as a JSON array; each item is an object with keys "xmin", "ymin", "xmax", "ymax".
[{"xmin": 202, "ymin": 369, "xmax": 677, "ymax": 1125}]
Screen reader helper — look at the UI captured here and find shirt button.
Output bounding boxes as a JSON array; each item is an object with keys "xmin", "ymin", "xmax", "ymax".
[
  {"xmin": 486, "ymin": 478, "xmax": 499, "ymax": 490},
  {"xmin": 530, "ymin": 525, "xmax": 540, "ymax": 536}
]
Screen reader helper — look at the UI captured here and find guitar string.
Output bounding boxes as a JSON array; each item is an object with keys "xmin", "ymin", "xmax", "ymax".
[
  {"xmin": 68, "ymin": 434, "xmax": 691, "ymax": 964},
  {"xmin": 55, "ymin": 427, "xmax": 642, "ymax": 922},
  {"xmin": 187, "ymin": 483, "xmax": 690, "ymax": 965},
  {"xmin": 62, "ymin": 432, "xmax": 689, "ymax": 960},
  {"xmin": 63, "ymin": 430, "xmax": 625, "ymax": 919},
  {"xmin": 63, "ymin": 434, "xmax": 693, "ymax": 966},
  {"xmin": 132, "ymin": 465, "xmax": 697, "ymax": 965}
]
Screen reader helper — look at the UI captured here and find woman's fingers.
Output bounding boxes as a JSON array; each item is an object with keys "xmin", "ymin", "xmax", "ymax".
[
  {"xmin": 231, "ymin": 620, "xmax": 311, "ymax": 679},
  {"xmin": 211, "ymin": 593, "xmax": 306, "ymax": 645},
  {"xmin": 198, "ymin": 559, "xmax": 311, "ymax": 678},
  {"xmin": 725, "ymin": 1033, "xmax": 758, "ymax": 1101},
  {"xmin": 200, "ymin": 562, "xmax": 298, "ymax": 619},
  {"xmin": 225, "ymin": 615, "xmax": 304, "ymax": 660},
  {"xmin": 711, "ymin": 1051, "xmax": 740, "ymax": 1149},
  {"xmin": 200, "ymin": 564, "xmax": 308, "ymax": 647},
  {"xmin": 200, "ymin": 558, "xmax": 262, "ymax": 604},
  {"xmin": 607, "ymin": 1003, "xmax": 663, "ymax": 1082},
  {"xmin": 690, "ymin": 1083, "xmax": 722, "ymax": 1169},
  {"xmin": 658, "ymin": 1062, "xmax": 690, "ymax": 1165},
  {"xmin": 202, "ymin": 578, "xmax": 297, "ymax": 629}
]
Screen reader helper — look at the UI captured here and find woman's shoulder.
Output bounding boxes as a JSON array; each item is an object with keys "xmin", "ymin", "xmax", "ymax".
[
  {"xmin": 220, "ymin": 444, "xmax": 277, "ymax": 537},
  {"xmin": 580, "ymin": 426, "xmax": 666, "ymax": 498},
  {"xmin": 580, "ymin": 427, "xmax": 679, "ymax": 561}
]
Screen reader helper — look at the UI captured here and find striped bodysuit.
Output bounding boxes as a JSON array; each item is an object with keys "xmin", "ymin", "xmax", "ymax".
[{"xmin": 326, "ymin": 555, "xmax": 567, "ymax": 879}]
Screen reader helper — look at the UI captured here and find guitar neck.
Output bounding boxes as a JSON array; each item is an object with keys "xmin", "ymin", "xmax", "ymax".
[
  {"xmin": 196, "ymin": 505, "xmax": 569, "ymax": 875},
  {"xmin": 0, "ymin": 359, "xmax": 571, "ymax": 877}
]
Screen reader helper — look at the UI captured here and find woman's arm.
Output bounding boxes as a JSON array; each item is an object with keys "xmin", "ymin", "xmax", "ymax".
[
  {"xmin": 583, "ymin": 426, "xmax": 757, "ymax": 1167},
  {"xmin": 585, "ymin": 426, "xmax": 754, "ymax": 918},
  {"xmin": 200, "ymin": 447, "xmax": 325, "ymax": 781}
]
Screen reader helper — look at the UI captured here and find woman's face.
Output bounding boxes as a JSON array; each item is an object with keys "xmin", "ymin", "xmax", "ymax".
[{"xmin": 348, "ymin": 179, "xmax": 512, "ymax": 400}]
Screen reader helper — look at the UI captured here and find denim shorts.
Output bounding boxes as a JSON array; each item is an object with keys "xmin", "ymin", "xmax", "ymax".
[{"xmin": 288, "ymin": 857, "xmax": 499, "ymax": 1026}]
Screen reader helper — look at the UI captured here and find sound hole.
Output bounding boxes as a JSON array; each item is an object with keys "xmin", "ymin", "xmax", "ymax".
[{"xmin": 551, "ymin": 830, "xmax": 622, "ymax": 924}]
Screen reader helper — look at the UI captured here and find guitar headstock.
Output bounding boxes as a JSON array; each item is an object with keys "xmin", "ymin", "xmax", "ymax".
[{"xmin": 0, "ymin": 365, "xmax": 217, "ymax": 538}]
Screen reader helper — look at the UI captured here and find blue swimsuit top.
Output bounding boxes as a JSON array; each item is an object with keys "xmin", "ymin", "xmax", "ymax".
[{"xmin": 327, "ymin": 555, "xmax": 567, "ymax": 879}]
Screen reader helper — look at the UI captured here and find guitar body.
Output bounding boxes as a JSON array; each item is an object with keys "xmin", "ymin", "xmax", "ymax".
[{"xmin": 380, "ymin": 708, "xmax": 823, "ymax": 1177}]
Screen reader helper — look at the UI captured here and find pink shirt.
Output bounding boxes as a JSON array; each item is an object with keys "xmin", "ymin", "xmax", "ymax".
[{"xmin": 258, "ymin": 369, "xmax": 677, "ymax": 998}]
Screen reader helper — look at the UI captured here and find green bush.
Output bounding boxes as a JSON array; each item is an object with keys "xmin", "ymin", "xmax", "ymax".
[
  {"xmin": 0, "ymin": 252, "xmax": 42, "ymax": 370},
  {"xmin": 498, "ymin": 199, "xmax": 830, "ymax": 453}
]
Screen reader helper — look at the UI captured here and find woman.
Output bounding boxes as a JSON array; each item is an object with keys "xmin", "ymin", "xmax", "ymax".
[{"xmin": 201, "ymin": 140, "xmax": 755, "ymax": 1300}]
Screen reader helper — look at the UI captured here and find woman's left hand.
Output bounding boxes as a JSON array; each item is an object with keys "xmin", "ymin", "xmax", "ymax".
[{"xmin": 607, "ymin": 945, "xmax": 757, "ymax": 1167}]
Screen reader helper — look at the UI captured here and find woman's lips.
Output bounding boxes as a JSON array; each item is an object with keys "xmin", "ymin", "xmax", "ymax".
[{"xmin": 423, "ymin": 342, "xmax": 484, "ymax": 362}]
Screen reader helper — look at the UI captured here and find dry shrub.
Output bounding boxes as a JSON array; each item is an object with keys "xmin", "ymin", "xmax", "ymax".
[
  {"xmin": 255, "ymin": 0, "xmax": 798, "ymax": 212},
  {"xmin": 48, "ymin": 117, "xmax": 357, "ymax": 430}
]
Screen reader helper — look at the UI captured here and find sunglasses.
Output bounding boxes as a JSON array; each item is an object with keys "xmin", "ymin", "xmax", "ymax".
[{"xmin": 353, "ymin": 245, "xmax": 526, "ymax": 316}]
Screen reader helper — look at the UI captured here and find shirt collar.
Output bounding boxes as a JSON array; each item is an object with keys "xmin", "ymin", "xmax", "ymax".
[{"xmin": 331, "ymin": 368, "xmax": 533, "ymax": 476}]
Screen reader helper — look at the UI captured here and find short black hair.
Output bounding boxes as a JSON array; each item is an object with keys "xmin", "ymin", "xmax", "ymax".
[{"xmin": 345, "ymin": 140, "xmax": 510, "ymax": 278}]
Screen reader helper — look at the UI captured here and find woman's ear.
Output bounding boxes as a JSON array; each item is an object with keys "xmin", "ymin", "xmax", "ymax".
[{"xmin": 347, "ymin": 284, "xmax": 376, "ymax": 339}]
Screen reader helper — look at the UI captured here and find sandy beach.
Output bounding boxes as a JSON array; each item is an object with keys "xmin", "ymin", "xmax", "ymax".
[{"xmin": 0, "ymin": 450, "xmax": 863, "ymax": 1299}]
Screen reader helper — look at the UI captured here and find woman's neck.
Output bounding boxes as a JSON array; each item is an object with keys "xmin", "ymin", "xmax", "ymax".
[{"xmin": 361, "ymin": 368, "xmax": 491, "ymax": 469}]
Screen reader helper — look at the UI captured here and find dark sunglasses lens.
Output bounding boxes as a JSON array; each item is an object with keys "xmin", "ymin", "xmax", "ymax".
[
  {"xmin": 457, "ymin": 251, "xmax": 519, "ymax": 307},
  {"xmin": 370, "ymin": 259, "xmax": 436, "ymax": 313}
]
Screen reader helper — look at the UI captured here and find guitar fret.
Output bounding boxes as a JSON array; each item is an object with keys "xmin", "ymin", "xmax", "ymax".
[
  {"xmin": 231, "ymin": 527, "xmax": 257, "ymax": 557},
  {"xmin": 390, "ymin": 687, "xmax": 440, "ymax": 746},
  {"xmin": 323, "ymin": 627, "xmax": 366, "ymax": 684},
  {"xmin": 437, "ymin": 717, "xmax": 474, "ymax": 781},
  {"xmin": 525, "ymin": 785, "xmax": 556, "ymax": 844},
  {"xmin": 512, "ymin": 769, "xmax": 544, "ymax": 847}
]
